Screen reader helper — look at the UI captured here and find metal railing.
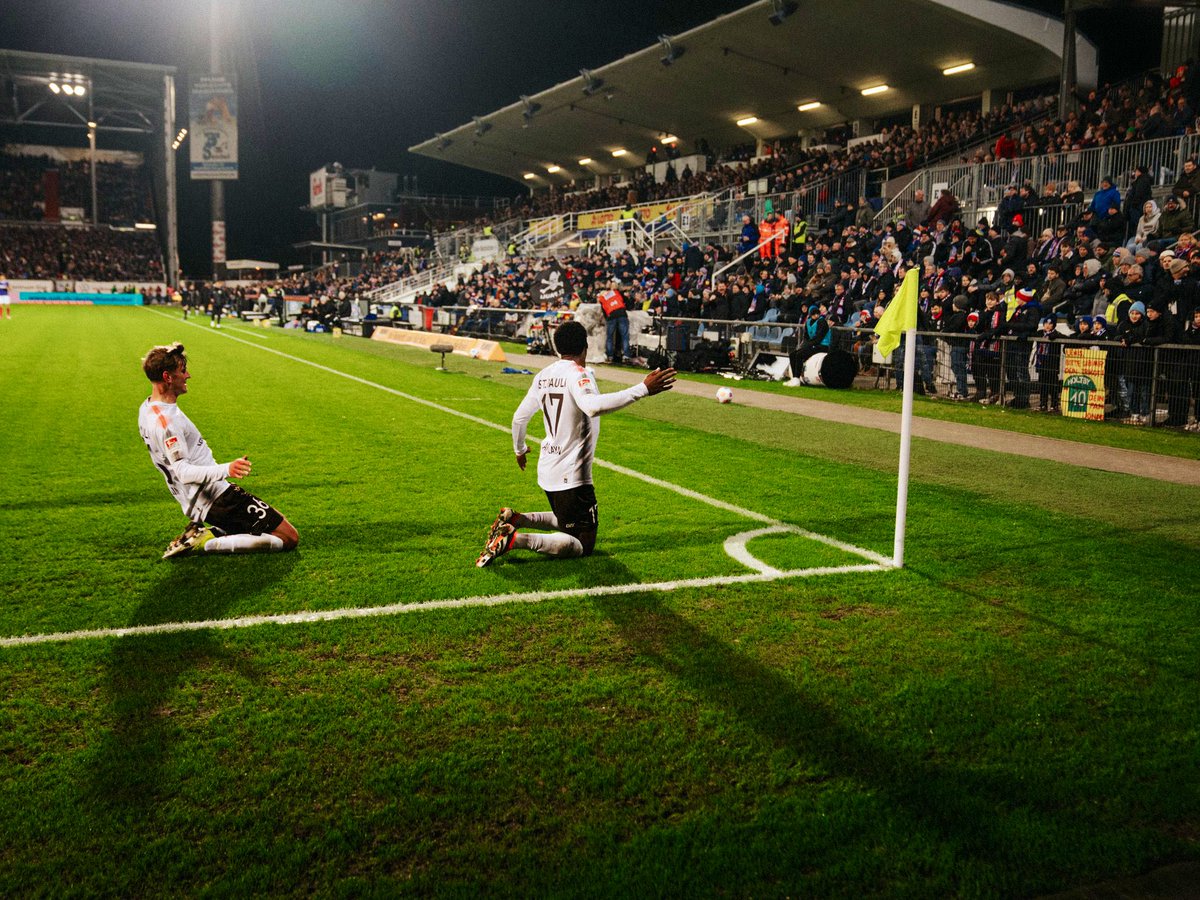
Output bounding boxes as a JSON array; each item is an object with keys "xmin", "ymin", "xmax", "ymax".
[
  {"xmin": 341, "ymin": 303, "xmax": 1200, "ymax": 428},
  {"xmin": 875, "ymin": 133, "xmax": 1200, "ymax": 227},
  {"xmin": 364, "ymin": 259, "xmax": 470, "ymax": 304},
  {"xmin": 434, "ymin": 215, "xmax": 524, "ymax": 261},
  {"xmin": 826, "ymin": 327, "xmax": 1200, "ymax": 426}
]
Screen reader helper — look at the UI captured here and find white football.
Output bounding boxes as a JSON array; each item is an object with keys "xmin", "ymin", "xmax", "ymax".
[{"xmin": 715, "ymin": 387, "xmax": 734, "ymax": 404}]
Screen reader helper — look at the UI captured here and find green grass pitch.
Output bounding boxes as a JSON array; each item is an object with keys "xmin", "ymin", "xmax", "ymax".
[{"xmin": 1, "ymin": 306, "xmax": 1198, "ymax": 897}]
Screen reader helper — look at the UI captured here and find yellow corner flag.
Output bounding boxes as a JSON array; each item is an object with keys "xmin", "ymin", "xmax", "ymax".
[{"xmin": 874, "ymin": 267, "xmax": 919, "ymax": 358}]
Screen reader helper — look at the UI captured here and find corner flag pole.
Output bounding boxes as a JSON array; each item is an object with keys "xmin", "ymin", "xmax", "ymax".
[
  {"xmin": 873, "ymin": 267, "xmax": 919, "ymax": 569},
  {"xmin": 893, "ymin": 326, "xmax": 917, "ymax": 568}
]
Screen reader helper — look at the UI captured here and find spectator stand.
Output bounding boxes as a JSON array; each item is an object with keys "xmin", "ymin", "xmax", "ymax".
[
  {"xmin": 0, "ymin": 221, "xmax": 165, "ymax": 282},
  {"xmin": 877, "ymin": 132, "xmax": 1200, "ymax": 232}
]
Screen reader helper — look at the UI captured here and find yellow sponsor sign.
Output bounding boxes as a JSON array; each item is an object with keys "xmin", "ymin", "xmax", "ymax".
[{"xmin": 577, "ymin": 201, "xmax": 681, "ymax": 230}]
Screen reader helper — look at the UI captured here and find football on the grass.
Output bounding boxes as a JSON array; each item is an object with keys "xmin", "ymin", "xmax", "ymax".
[{"xmin": 715, "ymin": 387, "xmax": 733, "ymax": 404}]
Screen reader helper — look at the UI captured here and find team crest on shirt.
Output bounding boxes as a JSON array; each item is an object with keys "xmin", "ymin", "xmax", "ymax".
[{"xmin": 577, "ymin": 377, "xmax": 592, "ymax": 389}]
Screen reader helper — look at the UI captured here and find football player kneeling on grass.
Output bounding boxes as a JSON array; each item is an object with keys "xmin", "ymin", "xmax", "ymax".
[
  {"xmin": 476, "ymin": 321, "xmax": 675, "ymax": 567},
  {"xmin": 138, "ymin": 342, "xmax": 299, "ymax": 558}
]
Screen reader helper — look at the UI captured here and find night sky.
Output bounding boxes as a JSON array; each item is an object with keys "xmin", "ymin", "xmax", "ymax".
[{"xmin": 2, "ymin": 1, "xmax": 1159, "ymax": 275}]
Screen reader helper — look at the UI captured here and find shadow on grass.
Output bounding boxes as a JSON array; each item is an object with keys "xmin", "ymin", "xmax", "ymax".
[
  {"xmin": 86, "ymin": 554, "xmax": 293, "ymax": 825},
  {"xmin": 0, "ymin": 490, "xmax": 156, "ymax": 512},
  {"xmin": 592, "ymin": 591, "xmax": 1155, "ymax": 885},
  {"xmin": 478, "ymin": 549, "xmax": 637, "ymax": 593}
]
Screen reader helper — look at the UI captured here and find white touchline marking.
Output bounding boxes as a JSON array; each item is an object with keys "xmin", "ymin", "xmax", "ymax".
[
  {"xmin": 0, "ymin": 563, "xmax": 889, "ymax": 648},
  {"xmin": 0, "ymin": 309, "xmax": 894, "ymax": 649},
  {"xmin": 228, "ymin": 323, "xmax": 270, "ymax": 339}
]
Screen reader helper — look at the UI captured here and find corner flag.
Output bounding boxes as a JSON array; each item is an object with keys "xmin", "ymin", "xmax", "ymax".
[
  {"xmin": 874, "ymin": 267, "xmax": 919, "ymax": 358},
  {"xmin": 870, "ymin": 266, "xmax": 921, "ymax": 569}
]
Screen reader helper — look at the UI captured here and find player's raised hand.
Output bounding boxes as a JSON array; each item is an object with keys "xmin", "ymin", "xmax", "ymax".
[
  {"xmin": 228, "ymin": 456, "xmax": 251, "ymax": 478},
  {"xmin": 643, "ymin": 367, "xmax": 677, "ymax": 395}
]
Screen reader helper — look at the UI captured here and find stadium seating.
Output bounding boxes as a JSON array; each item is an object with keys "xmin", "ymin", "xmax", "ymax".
[
  {"xmin": 1, "ymin": 224, "xmax": 163, "ymax": 281},
  {"xmin": 0, "ymin": 150, "xmax": 153, "ymax": 226}
]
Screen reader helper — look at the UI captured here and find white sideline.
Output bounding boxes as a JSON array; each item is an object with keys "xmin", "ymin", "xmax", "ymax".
[
  {"xmin": 0, "ymin": 312, "xmax": 892, "ymax": 649},
  {"xmin": 0, "ymin": 562, "xmax": 889, "ymax": 648}
]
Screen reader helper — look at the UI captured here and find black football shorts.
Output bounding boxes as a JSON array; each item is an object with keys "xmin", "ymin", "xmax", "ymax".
[
  {"xmin": 545, "ymin": 484, "xmax": 598, "ymax": 556},
  {"xmin": 206, "ymin": 484, "xmax": 284, "ymax": 536}
]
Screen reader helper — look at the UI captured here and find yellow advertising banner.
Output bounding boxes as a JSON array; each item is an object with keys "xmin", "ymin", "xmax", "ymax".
[
  {"xmin": 576, "ymin": 201, "xmax": 682, "ymax": 230},
  {"xmin": 1060, "ymin": 347, "xmax": 1107, "ymax": 420}
]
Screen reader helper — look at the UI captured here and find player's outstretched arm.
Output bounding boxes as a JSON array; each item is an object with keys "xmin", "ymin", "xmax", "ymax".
[{"xmin": 643, "ymin": 367, "xmax": 677, "ymax": 396}]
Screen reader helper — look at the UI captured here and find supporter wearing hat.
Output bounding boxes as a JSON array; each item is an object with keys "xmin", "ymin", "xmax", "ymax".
[
  {"xmin": 1090, "ymin": 176, "xmax": 1121, "ymax": 220},
  {"xmin": 1003, "ymin": 282, "xmax": 1041, "ymax": 408},
  {"xmin": 995, "ymin": 188, "xmax": 1023, "ymax": 233},
  {"xmin": 939, "ymin": 295, "xmax": 973, "ymax": 399},
  {"xmin": 1156, "ymin": 194, "xmax": 1194, "ymax": 246},
  {"xmin": 1115, "ymin": 300, "xmax": 1152, "ymax": 421},
  {"xmin": 1124, "ymin": 164, "xmax": 1153, "ymax": 228},
  {"xmin": 1035, "ymin": 312, "xmax": 1064, "ymax": 410}
]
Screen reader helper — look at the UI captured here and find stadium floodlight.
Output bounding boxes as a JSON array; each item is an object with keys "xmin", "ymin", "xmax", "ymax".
[
  {"xmin": 658, "ymin": 35, "xmax": 683, "ymax": 66},
  {"xmin": 861, "ymin": 84, "xmax": 889, "ymax": 96},
  {"xmin": 473, "ymin": 116, "xmax": 491, "ymax": 137},
  {"xmin": 578, "ymin": 157, "xmax": 593, "ymax": 165},
  {"xmin": 736, "ymin": 116, "xmax": 758, "ymax": 127},
  {"xmin": 797, "ymin": 101, "xmax": 822, "ymax": 112},
  {"xmin": 520, "ymin": 95, "xmax": 541, "ymax": 124},
  {"xmin": 87, "ymin": 120, "xmax": 97, "ymax": 129},
  {"xmin": 546, "ymin": 165, "xmax": 561, "ymax": 173},
  {"xmin": 134, "ymin": 222, "xmax": 157, "ymax": 230},
  {"xmin": 942, "ymin": 62, "xmax": 975, "ymax": 76},
  {"xmin": 74, "ymin": 85, "xmax": 86, "ymax": 97},
  {"xmin": 611, "ymin": 148, "xmax": 627, "ymax": 157},
  {"xmin": 62, "ymin": 84, "xmax": 76, "ymax": 96},
  {"xmin": 661, "ymin": 134, "xmax": 679, "ymax": 145},
  {"xmin": 48, "ymin": 82, "xmax": 61, "ymax": 94},
  {"xmin": 768, "ymin": 0, "xmax": 799, "ymax": 25},
  {"xmin": 579, "ymin": 69, "xmax": 604, "ymax": 96},
  {"xmin": 522, "ymin": 173, "xmax": 536, "ymax": 180}
]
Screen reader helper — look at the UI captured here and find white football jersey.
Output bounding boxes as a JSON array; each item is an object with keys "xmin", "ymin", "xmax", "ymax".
[
  {"xmin": 512, "ymin": 358, "xmax": 648, "ymax": 491},
  {"xmin": 138, "ymin": 398, "xmax": 232, "ymax": 520},
  {"xmin": 0, "ymin": 279, "xmax": 9, "ymax": 302}
]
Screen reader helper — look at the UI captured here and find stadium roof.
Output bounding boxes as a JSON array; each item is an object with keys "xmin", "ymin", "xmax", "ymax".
[
  {"xmin": 0, "ymin": 49, "xmax": 175, "ymax": 135},
  {"xmin": 410, "ymin": 0, "xmax": 1098, "ymax": 186}
]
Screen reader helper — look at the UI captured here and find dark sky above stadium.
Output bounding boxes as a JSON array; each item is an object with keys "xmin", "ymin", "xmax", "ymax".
[{"xmin": 3, "ymin": 0, "xmax": 1159, "ymax": 275}]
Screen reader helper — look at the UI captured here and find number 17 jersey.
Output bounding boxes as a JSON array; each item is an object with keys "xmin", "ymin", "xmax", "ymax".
[{"xmin": 511, "ymin": 357, "xmax": 647, "ymax": 491}]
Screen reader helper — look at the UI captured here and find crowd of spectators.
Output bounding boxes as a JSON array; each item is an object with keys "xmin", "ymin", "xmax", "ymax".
[
  {"xmin": 510, "ymin": 63, "xmax": 1200, "ymax": 234},
  {"xmin": 1, "ymin": 224, "xmax": 163, "ymax": 281},
  {"xmin": 976, "ymin": 68, "xmax": 1200, "ymax": 164},
  {"xmin": 0, "ymin": 151, "xmax": 154, "ymax": 226},
  {"xmin": 411, "ymin": 176, "xmax": 1200, "ymax": 425},
  {"xmin": 516, "ymin": 96, "xmax": 1056, "ymax": 221}
]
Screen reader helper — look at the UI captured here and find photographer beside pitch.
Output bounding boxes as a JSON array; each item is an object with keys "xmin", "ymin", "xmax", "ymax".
[
  {"xmin": 138, "ymin": 342, "xmax": 299, "ymax": 558},
  {"xmin": 476, "ymin": 321, "xmax": 675, "ymax": 567}
]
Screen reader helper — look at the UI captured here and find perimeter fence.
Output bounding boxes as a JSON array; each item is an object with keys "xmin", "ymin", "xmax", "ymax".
[{"xmin": 360, "ymin": 304, "xmax": 1200, "ymax": 430}]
